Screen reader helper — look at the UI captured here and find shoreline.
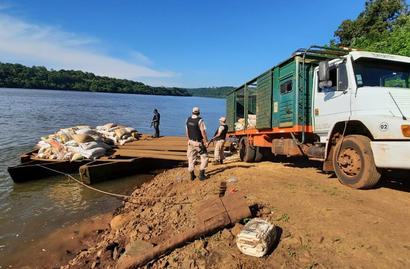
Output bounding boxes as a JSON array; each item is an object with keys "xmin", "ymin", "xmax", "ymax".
[
  {"xmin": 60, "ymin": 156, "xmax": 410, "ymax": 268},
  {"xmin": 2, "ymin": 213, "xmax": 112, "ymax": 268},
  {"xmin": 5, "ymin": 155, "xmax": 410, "ymax": 268}
]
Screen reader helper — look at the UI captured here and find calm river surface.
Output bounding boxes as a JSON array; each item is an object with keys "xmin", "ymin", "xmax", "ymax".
[{"xmin": 0, "ymin": 88, "xmax": 225, "ymax": 264}]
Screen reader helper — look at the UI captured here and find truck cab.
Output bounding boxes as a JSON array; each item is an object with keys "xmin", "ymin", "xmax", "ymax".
[{"xmin": 313, "ymin": 51, "xmax": 410, "ymax": 188}]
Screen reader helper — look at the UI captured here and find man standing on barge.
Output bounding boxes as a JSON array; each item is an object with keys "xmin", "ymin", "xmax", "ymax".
[
  {"xmin": 152, "ymin": 109, "xmax": 160, "ymax": 138},
  {"xmin": 186, "ymin": 107, "xmax": 208, "ymax": 181}
]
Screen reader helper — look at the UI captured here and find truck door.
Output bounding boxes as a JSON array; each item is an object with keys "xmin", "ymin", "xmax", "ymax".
[
  {"xmin": 313, "ymin": 62, "xmax": 351, "ymax": 137},
  {"xmin": 278, "ymin": 76, "xmax": 295, "ymax": 128}
]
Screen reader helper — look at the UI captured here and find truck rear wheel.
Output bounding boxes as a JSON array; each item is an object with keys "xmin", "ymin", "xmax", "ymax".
[
  {"xmin": 239, "ymin": 137, "xmax": 255, "ymax": 162},
  {"xmin": 332, "ymin": 135, "xmax": 381, "ymax": 189},
  {"xmin": 255, "ymin": 147, "xmax": 271, "ymax": 162}
]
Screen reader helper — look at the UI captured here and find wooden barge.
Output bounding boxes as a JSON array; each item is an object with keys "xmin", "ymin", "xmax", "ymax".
[{"xmin": 8, "ymin": 136, "xmax": 210, "ymax": 184}]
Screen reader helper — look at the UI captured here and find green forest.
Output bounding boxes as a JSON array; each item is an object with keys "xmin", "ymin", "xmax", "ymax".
[
  {"xmin": 332, "ymin": 0, "xmax": 409, "ymax": 56},
  {"xmin": 187, "ymin": 87, "xmax": 235, "ymax": 98},
  {"xmin": 0, "ymin": 62, "xmax": 235, "ymax": 98},
  {"xmin": 0, "ymin": 62, "xmax": 235, "ymax": 97},
  {"xmin": 0, "ymin": 0, "xmax": 408, "ymax": 97},
  {"xmin": 0, "ymin": 63, "xmax": 191, "ymax": 96}
]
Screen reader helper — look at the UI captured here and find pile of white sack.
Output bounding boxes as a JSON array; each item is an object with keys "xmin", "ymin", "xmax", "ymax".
[
  {"xmin": 234, "ymin": 115, "xmax": 257, "ymax": 131},
  {"xmin": 247, "ymin": 114, "xmax": 256, "ymax": 129},
  {"xmin": 35, "ymin": 123, "xmax": 139, "ymax": 161},
  {"xmin": 235, "ymin": 118, "xmax": 245, "ymax": 131}
]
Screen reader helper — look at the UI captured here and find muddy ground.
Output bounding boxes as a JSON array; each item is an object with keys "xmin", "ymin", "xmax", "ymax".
[{"xmin": 11, "ymin": 154, "xmax": 410, "ymax": 269}]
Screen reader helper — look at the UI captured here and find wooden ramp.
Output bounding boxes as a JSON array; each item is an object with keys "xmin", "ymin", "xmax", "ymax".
[{"xmin": 112, "ymin": 136, "xmax": 215, "ymax": 161}]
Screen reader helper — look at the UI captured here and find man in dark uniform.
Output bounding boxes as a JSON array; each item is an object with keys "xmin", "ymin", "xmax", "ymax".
[
  {"xmin": 185, "ymin": 107, "xmax": 209, "ymax": 180},
  {"xmin": 210, "ymin": 117, "xmax": 228, "ymax": 164},
  {"xmin": 152, "ymin": 109, "xmax": 160, "ymax": 138}
]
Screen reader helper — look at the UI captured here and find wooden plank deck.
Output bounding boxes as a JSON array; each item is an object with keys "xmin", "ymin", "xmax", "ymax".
[
  {"xmin": 9, "ymin": 136, "xmax": 217, "ymax": 183},
  {"xmin": 113, "ymin": 136, "xmax": 215, "ymax": 161}
]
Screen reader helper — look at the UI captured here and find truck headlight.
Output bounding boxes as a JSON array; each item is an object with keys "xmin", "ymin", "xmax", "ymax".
[{"xmin": 402, "ymin": 125, "xmax": 410, "ymax": 137}]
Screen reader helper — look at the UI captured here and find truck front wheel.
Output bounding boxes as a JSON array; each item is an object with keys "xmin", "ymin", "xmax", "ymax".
[
  {"xmin": 332, "ymin": 135, "xmax": 381, "ymax": 189},
  {"xmin": 239, "ymin": 137, "xmax": 255, "ymax": 162}
]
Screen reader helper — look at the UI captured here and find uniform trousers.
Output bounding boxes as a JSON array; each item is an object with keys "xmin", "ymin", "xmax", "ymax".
[
  {"xmin": 187, "ymin": 140, "xmax": 208, "ymax": 172},
  {"xmin": 214, "ymin": 139, "xmax": 225, "ymax": 162}
]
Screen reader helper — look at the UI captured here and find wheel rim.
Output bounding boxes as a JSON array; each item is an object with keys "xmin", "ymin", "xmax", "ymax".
[{"xmin": 336, "ymin": 147, "xmax": 361, "ymax": 177}]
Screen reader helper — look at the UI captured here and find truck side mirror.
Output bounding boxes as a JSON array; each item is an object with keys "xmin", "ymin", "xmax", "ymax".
[{"xmin": 319, "ymin": 61, "xmax": 329, "ymax": 82}]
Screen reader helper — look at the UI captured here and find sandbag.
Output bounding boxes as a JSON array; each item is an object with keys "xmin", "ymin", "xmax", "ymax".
[
  {"xmin": 77, "ymin": 125, "xmax": 91, "ymax": 129},
  {"xmin": 81, "ymin": 147, "xmax": 106, "ymax": 159},
  {"xmin": 37, "ymin": 141, "xmax": 50, "ymax": 149},
  {"xmin": 50, "ymin": 140, "xmax": 63, "ymax": 151},
  {"xmin": 103, "ymin": 123, "xmax": 117, "ymax": 129},
  {"xmin": 125, "ymin": 127, "xmax": 135, "ymax": 133},
  {"xmin": 57, "ymin": 133, "xmax": 71, "ymax": 144},
  {"xmin": 119, "ymin": 136, "xmax": 137, "ymax": 145},
  {"xmin": 76, "ymin": 128, "xmax": 95, "ymax": 135},
  {"xmin": 79, "ymin": 141, "xmax": 99, "ymax": 150},
  {"xmin": 79, "ymin": 141, "xmax": 111, "ymax": 151},
  {"xmin": 114, "ymin": 128, "xmax": 128, "ymax": 138},
  {"xmin": 72, "ymin": 134, "xmax": 94, "ymax": 143},
  {"xmin": 65, "ymin": 140, "xmax": 78, "ymax": 147},
  {"xmin": 131, "ymin": 132, "xmax": 140, "ymax": 139},
  {"xmin": 236, "ymin": 219, "xmax": 276, "ymax": 257},
  {"xmin": 71, "ymin": 153, "xmax": 84, "ymax": 161}
]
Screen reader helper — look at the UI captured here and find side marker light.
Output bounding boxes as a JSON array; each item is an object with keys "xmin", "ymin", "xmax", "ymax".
[{"xmin": 401, "ymin": 125, "xmax": 410, "ymax": 137}]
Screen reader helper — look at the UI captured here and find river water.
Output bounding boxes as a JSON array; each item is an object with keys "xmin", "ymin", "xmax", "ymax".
[{"xmin": 0, "ymin": 88, "xmax": 225, "ymax": 265}]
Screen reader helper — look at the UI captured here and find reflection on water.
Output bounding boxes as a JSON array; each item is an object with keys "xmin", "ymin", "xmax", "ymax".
[
  {"xmin": 0, "ymin": 88, "xmax": 226, "ymax": 266},
  {"xmin": 0, "ymin": 173, "xmax": 154, "ymax": 265}
]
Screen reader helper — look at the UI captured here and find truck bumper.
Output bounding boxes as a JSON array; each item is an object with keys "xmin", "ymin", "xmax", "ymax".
[{"xmin": 371, "ymin": 141, "xmax": 410, "ymax": 169}]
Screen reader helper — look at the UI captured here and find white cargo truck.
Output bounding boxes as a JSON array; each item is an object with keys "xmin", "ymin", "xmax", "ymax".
[{"xmin": 226, "ymin": 46, "xmax": 410, "ymax": 188}]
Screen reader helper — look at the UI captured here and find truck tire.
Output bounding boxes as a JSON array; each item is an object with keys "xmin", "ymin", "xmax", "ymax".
[
  {"xmin": 255, "ymin": 147, "xmax": 271, "ymax": 162},
  {"xmin": 332, "ymin": 135, "xmax": 381, "ymax": 189},
  {"xmin": 254, "ymin": 147, "xmax": 264, "ymax": 162},
  {"xmin": 239, "ymin": 137, "xmax": 255, "ymax": 162}
]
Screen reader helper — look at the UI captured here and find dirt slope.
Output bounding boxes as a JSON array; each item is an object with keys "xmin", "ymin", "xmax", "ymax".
[{"xmin": 58, "ymin": 155, "xmax": 410, "ymax": 269}]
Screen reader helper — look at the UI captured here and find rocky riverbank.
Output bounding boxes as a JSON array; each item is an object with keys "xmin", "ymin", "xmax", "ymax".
[{"xmin": 8, "ymin": 154, "xmax": 410, "ymax": 268}]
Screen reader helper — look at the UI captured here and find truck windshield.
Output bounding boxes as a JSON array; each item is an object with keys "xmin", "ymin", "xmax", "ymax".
[{"xmin": 353, "ymin": 58, "xmax": 410, "ymax": 89}]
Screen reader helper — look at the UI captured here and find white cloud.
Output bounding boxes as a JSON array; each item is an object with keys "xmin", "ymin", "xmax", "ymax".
[
  {"xmin": 0, "ymin": 14, "xmax": 176, "ymax": 79},
  {"xmin": 130, "ymin": 51, "xmax": 153, "ymax": 65}
]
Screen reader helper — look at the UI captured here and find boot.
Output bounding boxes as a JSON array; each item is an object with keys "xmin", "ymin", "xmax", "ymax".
[
  {"xmin": 220, "ymin": 160, "xmax": 223, "ymax": 164},
  {"xmin": 190, "ymin": 171, "xmax": 196, "ymax": 181},
  {"xmin": 199, "ymin": 170, "xmax": 206, "ymax": 181}
]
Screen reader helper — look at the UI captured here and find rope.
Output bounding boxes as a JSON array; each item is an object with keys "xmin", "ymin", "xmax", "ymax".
[
  {"xmin": 35, "ymin": 164, "xmax": 133, "ymax": 199},
  {"xmin": 34, "ymin": 164, "xmax": 192, "ymax": 205}
]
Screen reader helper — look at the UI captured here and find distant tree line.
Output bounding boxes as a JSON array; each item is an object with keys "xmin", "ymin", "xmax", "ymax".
[
  {"xmin": 186, "ymin": 86, "xmax": 234, "ymax": 98},
  {"xmin": 0, "ymin": 62, "xmax": 192, "ymax": 96},
  {"xmin": 331, "ymin": 0, "xmax": 409, "ymax": 56},
  {"xmin": 0, "ymin": 62, "xmax": 235, "ymax": 98}
]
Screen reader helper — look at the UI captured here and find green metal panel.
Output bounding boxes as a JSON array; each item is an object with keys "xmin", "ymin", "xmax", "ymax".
[
  {"xmin": 226, "ymin": 92, "xmax": 235, "ymax": 131},
  {"xmin": 277, "ymin": 60, "xmax": 297, "ymax": 128},
  {"xmin": 256, "ymin": 71, "xmax": 272, "ymax": 129},
  {"xmin": 272, "ymin": 68, "xmax": 280, "ymax": 127},
  {"xmin": 296, "ymin": 59, "xmax": 319, "ymax": 128}
]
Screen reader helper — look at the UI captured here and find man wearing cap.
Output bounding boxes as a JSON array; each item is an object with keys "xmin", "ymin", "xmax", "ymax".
[
  {"xmin": 186, "ymin": 107, "xmax": 209, "ymax": 180},
  {"xmin": 210, "ymin": 117, "xmax": 228, "ymax": 164}
]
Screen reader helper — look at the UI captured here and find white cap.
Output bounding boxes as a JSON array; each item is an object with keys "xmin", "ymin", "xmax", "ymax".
[
  {"xmin": 192, "ymin": 107, "xmax": 200, "ymax": 113},
  {"xmin": 219, "ymin": 117, "xmax": 226, "ymax": 123}
]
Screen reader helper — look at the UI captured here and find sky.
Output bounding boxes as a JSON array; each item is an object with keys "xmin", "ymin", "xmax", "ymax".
[{"xmin": 0, "ymin": 0, "xmax": 373, "ymax": 88}]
